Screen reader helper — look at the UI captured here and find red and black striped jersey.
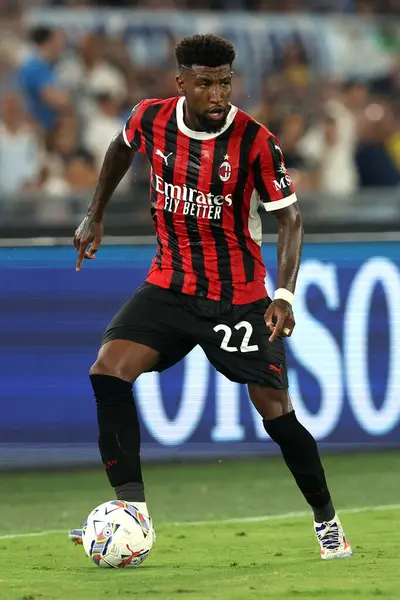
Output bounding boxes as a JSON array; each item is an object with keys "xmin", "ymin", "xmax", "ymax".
[{"xmin": 123, "ymin": 96, "xmax": 297, "ymax": 304}]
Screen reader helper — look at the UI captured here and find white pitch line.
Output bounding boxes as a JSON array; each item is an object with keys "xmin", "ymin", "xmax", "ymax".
[
  {"xmin": 1, "ymin": 503, "xmax": 400, "ymax": 540},
  {"xmin": 177, "ymin": 503, "xmax": 400, "ymax": 527},
  {"xmin": 0, "ymin": 529, "xmax": 67, "ymax": 540}
]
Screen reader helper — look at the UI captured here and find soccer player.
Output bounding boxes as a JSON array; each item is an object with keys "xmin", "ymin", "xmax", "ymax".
[{"xmin": 70, "ymin": 34, "xmax": 352, "ymax": 559}]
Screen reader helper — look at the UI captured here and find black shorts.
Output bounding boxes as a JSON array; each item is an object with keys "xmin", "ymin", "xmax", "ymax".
[{"xmin": 102, "ymin": 283, "xmax": 288, "ymax": 388}]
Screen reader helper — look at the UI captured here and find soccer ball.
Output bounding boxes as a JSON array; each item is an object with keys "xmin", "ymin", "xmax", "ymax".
[{"xmin": 82, "ymin": 500, "xmax": 154, "ymax": 568}]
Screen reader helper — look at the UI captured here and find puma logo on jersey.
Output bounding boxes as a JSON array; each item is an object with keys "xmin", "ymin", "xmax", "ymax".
[{"xmin": 156, "ymin": 149, "xmax": 173, "ymax": 166}]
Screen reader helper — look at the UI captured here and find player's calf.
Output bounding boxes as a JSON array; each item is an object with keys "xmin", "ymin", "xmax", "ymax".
[
  {"xmin": 89, "ymin": 340, "xmax": 160, "ymax": 502},
  {"xmin": 257, "ymin": 403, "xmax": 335, "ymax": 524},
  {"xmin": 90, "ymin": 373, "xmax": 145, "ymax": 501},
  {"xmin": 249, "ymin": 385, "xmax": 348, "ymax": 556}
]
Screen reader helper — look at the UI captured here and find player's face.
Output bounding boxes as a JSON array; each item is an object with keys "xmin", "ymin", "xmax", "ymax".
[{"xmin": 177, "ymin": 64, "xmax": 233, "ymax": 133}]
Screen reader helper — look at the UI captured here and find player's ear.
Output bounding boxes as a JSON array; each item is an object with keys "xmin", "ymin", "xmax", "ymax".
[{"xmin": 176, "ymin": 74, "xmax": 185, "ymax": 95}]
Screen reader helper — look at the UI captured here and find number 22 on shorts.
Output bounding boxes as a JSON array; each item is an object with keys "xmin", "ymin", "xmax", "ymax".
[{"xmin": 213, "ymin": 321, "xmax": 259, "ymax": 353}]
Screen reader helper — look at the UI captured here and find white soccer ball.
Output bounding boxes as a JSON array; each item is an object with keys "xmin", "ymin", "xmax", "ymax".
[{"xmin": 82, "ymin": 500, "xmax": 154, "ymax": 568}]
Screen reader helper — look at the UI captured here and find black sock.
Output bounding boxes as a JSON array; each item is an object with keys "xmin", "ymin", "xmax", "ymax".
[
  {"xmin": 90, "ymin": 374, "xmax": 145, "ymax": 502},
  {"xmin": 263, "ymin": 411, "xmax": 335, "ymax": 522}
]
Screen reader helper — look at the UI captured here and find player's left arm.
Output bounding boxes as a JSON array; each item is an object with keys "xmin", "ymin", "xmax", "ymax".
[{"xmin": 252, "ymin": 132, "xmax": 304, "ymax": 342}]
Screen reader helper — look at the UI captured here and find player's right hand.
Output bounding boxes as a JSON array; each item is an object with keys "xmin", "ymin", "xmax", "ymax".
[{"xmin": 73, "ymin": 216, "xmax": 103, "ymax": 271}]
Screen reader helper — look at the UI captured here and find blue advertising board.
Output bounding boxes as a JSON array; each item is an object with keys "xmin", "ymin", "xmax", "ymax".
[{"xmin": 1, "ymin": 242, "xmax": 399, "ymax": 468}]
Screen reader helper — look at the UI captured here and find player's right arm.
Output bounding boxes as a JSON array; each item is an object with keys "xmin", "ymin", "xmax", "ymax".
[{"xmin": 74, "ymin": 101, "xmax": 147, "ymax": 271}]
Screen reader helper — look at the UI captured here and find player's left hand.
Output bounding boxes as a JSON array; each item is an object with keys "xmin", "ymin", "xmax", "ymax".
[{"xmin": 265, "ymin": 299, "xmax": 295, "ymax": 342}]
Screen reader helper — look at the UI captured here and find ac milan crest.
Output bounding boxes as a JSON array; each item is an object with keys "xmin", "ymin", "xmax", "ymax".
[{"xmin": 219, "ymin": 156, "xmax": 232, "ymax": 182}]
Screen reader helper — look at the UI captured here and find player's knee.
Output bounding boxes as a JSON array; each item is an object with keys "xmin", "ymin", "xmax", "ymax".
[
  {"xmin": 248, "ymin": 384, "xmax": 292, "ymax": 420},
  {"xmin": 89, "ymin": 358, "xmax": 113, "ymax": 378}
]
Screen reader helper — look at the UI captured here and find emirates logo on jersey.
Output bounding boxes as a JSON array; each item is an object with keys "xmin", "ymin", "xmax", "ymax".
[
  {"xmin": 153, "ymin": 174, "xmax": 232, "ymax": 221},
  {"xmin": 219, "ymin": 155, "xmax": 232, "ymax": 182}
]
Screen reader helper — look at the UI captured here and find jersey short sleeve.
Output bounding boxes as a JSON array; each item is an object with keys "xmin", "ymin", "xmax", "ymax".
[
  {"xmin": 252, "ymin": 129, "xmax": 297, "ymax": 212},
  {"xmin": 122, "ymin": 101, "xmax": 148, "ymax": 152}
]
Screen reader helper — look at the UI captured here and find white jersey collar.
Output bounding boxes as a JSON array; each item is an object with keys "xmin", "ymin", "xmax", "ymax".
[{"xmin": 176, "ymin": 96, "xmax": 237, "ymax": 141}]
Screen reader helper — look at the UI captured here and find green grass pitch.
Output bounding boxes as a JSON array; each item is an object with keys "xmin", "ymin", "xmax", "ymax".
[{"xmin": 1, "ymin": 451, "xmax": 399, "ymax": 600}]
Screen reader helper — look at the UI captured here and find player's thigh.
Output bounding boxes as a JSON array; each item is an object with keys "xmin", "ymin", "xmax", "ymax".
[
  {"xmin": 93, "ymin": 283, "xmax": 196, "ymax": 381},
  {"xmin": 199, "ymin": 297, "xmax": 289, "ymax": 387},
  {"xmin": 90, "ymin": 339, "xmax": 160, "ymax": 382}
]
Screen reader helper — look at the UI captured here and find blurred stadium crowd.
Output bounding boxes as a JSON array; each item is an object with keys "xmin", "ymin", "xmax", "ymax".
[
  {"xmin": 1, "ymin": 0, "xmax": 399, "ymax": 13},
  {"xmin": 0, "ymin": 1, "xmax": 399, "ymax": 225}
]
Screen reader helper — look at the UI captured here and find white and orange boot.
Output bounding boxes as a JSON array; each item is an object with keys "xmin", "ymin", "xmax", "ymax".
[{"xmin": 314, "ymin": 515, "xmax": 353, "ymax": 559}]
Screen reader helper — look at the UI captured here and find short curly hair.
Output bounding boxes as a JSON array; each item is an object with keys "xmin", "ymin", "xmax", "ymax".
[{"xmin": 175, "ymin": 34, "xmax": 236, "ymax": 69}]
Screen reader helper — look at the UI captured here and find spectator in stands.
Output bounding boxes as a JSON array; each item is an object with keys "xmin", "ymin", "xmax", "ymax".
[
  {"xmin": 103, "ymin": 36, "xmax": 137, "ymax": 101},
  {"xmin": 0, "ymin": 92, "xmax": 42, "ymax": 195},
  {"xmin": 279, "ymin": 113, "xmax": 307, "ymax": 170},
  {"xmin": 277, "ymin": 113, "xmax": 312, "ymax": 191},
  {"xmin": 83, "ymin": 90, "xmax": 125, "ymax": 173},
  {"xmin": 83, "ymin": 88, "xmax": 133, "ymax": 191},
  {"xmin": 297, "ymin": 80, "xmax": 368, "ymax": 195},
  {"xmin": 279, "ymin": 41, "xmax": 312, "ymax": 90},
  {"xmin": 298, "ymin": 110, "xmax": 359, "ymax": 195},
  {"xmin": 355, "ymin": 105, "xmax": 400, "ymax": 187},
  {"xmin": 58, "ymin": 32, "xmax": 127, "ymax": 121},
  {"xmin": 43, "ymin": 108, "xmax": 98, "ymax": 195},
  {"xmin": 249, "ymin": 77, "xmax": 283, "ymax": 132},
  {"xmin": 18, "ymin": 26, "xmax": 69, "ymax": 131}
]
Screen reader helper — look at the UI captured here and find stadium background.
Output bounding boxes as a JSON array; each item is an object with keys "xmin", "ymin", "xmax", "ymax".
[{"xmin": 0, "ymin": 3, "xmax": 399, "ymax": 465}]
